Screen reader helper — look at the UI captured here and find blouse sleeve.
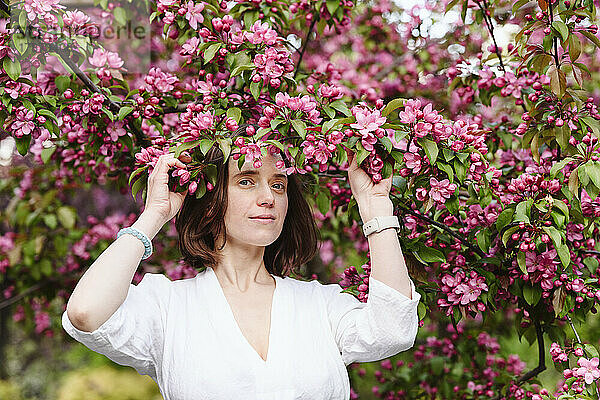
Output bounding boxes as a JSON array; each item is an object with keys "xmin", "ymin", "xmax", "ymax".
[
  {"xmin": 318, "ymin": 276, "xmax": 421, "ymax": 366},
  {"xmin": 61, "ymin": 273, "xmax": 171, "ymax": 377}
]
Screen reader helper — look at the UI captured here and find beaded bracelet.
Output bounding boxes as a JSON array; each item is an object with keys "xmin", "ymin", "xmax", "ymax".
[{"xmin": 117, "ymin": 227, "xmax": 153, "ymax": 260}]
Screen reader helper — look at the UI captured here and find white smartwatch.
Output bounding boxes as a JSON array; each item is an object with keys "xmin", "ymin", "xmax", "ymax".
[{"xmin": 362, "ymin": 215, "xmax": 400, "ymax": 237}]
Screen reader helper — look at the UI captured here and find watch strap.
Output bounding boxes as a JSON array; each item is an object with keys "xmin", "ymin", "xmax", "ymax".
[{"xmin": 362, "ymin": 215, "xmax": 400, "ymax": 237}]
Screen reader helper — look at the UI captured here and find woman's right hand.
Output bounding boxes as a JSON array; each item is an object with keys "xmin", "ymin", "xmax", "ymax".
[{"xmin": 143, "ymin": 153, "xmax": 189, "ymax": 224}]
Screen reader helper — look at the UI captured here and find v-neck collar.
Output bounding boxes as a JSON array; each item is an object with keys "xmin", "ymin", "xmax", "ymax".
[{"xmin": 205, "ymin": 266, "xmax": 280, "ymax": 365}]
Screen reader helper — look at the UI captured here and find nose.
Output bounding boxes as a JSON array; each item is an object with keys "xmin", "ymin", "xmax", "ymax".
[{"xmin": 257, "ymin": 182, "xmax": 275, "ymax": 207}]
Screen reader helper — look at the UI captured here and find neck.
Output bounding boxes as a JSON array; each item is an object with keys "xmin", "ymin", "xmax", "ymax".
[{"xmin": 213, "ymin": 235, "xmax": 273, "ymax": 292}]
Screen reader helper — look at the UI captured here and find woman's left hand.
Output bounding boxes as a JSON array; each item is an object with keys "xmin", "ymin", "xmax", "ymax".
[{"xmin": 346, "ymin": 149, "xmax": 393, "ymax": 206}]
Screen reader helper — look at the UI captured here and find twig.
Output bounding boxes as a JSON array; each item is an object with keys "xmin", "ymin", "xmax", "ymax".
[
  {"xmin": 392, "ymin": 199, "xmax": 487, "ymax": 258},
  {"xmin": 0, "ymin": 281, "xmax": 51, "ymax": 311},
  {"xmin": 44, "ymin": 41, "xmax": 151, "ymax": 148},
  {"xmin": 473, "ymin": 0, "xmax": 505, "ymax": 72},
  {"xmin": 293, "ymin": 17, "xmax": 317, "ymax": 79},
  {"xmin": 566, "ymin": 315, "xmax": 600, "ymax": 397},
  {"xmin": 580, "ymin": 249, "xmax": 600, "ymax": 256},
  {"xmin": 548, "ymin": 1, "xmax": 561, "ymax": 67}
]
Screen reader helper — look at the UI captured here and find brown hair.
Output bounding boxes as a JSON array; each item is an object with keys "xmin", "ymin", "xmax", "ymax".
[{"xmin": 175, "ymin": 140, "xmax": 319, "ymax": 278}]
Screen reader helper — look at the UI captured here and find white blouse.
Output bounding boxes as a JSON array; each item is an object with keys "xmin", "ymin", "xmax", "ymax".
[{"xmin": 62, "ymin": 266, "xmax": 421, "ymax": 400}]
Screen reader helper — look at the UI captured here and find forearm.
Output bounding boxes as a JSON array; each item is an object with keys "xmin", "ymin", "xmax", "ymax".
[
  {"xmin": 357, "ymin": 198, "xmax": 413, "ymax": 299},
  {"xmin": 65, "ymin": 211, "xmax": 165, "ymax": 331}
]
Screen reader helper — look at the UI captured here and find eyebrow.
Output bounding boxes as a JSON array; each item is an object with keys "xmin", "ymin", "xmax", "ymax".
[{"xmin": 233, "ymin": 170, "xmax": 288, "ymax": 180}]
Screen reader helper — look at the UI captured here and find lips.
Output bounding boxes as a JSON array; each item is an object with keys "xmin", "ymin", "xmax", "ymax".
[{"xmin": 250, "ymin": 215, "xmax": 276, "ymax": 220}]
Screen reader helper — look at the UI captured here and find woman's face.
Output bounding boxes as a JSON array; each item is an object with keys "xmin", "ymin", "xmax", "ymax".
[{"xmin": 222, "ymin": 153, "xmax": 289, "ymax": 247}]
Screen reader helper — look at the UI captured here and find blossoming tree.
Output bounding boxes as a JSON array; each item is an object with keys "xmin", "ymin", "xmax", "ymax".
[{"xmin": 1, "ymin": 0, "xmax": 600, "ymax": 397}]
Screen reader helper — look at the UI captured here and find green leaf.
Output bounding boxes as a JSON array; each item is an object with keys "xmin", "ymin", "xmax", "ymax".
[
  {"xmin": 199, "ymin": 139, "xmax": 215, "ymax": 155},
  {"xmin": 37, "ymin": 109, "xmax": 58, "ymax": 123},
  {"xmin": 218, "ymin": 138, "xmax": 231, "ymax": 161},
  {"xmin": 569, "ymin": 34, "xmax": 582, "ymax": 62},
  {"xmin": 3, "ymin": 58, "xmax": 21, "ymax": 81},
  {"xmin": 226, "ymin": 107, "xmax": 242, "ymax": 123},
  {"xmin": 329, "ymin": 100, "xmax": 350, "ymax": 116},
  {"xmin": 40, "ymin": 259, "xmax": 53, "ymax": 277},
  {"xmin": 550, "ymin": 157, "xmax": 573, "ymax": 178},
  {"xmin": 584, "ymin": 344, "xmax": 599, "ymax": 358},
  {"xmin": 523, "ymin": 285, "xmax": 542, "ymax": 306},
  {"xmin": 57, "ymin": 206, "xmax": 76, "ymax": 229},
  {"xmin": 496, "ymin": 207, "xmax": 514, "ymax": 232},
  {"xmin": 316, "ymin": 191, "xmax": 330, "ymax": 214},
  {"xmin": 552, "ymin": 20, "xmax": 569, "ymax": 42},
  {"xmin": 502, "ymin": 226, "xmax": 519, "ymax": 247},
  {"xmin": 445, "ymin": 0, "xmax": 460, "ymax": 12},
  {"xmin": 291, "ymin": 119, "xmax": 307, "ymax": 138},
  {"xmin": 380, "ymin": 136, "xmax": 393, "ymax": 153},
  {"xmin": 454, "ymin": 159, "xmax": 466, "ymax": 183},
  {"xmin": 581, "ymin": 30, "xmax": 600, "ymax": 48},
  {"xmin": 557, "ymin": 243, "xmax": 571, "ymax": 267},
  {"xmin": 41, "ymin": 146, "xmax": 56, "ymax": 164},
  {"xmin": 476, "ymin": 229, "xmax": 491, "ymax": 253},
  {"xmin": 203, "ymin": 43, "xmax": 222, "ymax": 63},
  {"xmin": 417, "ymin": 138, "xmax": 438, "ymax": 164},
  {"xmin": 583, "ymin": 257, "xmax": 599, "ymax": 273},
  {"xmin": 15, "ymin": 135, "xmax": 31, "ymax": 156},
  {"xmin": 326, "ymin": 0, "xmax": 338, "ymax": 15},
  {"xmin": 437, "ymin": 162, "xmax": 454, "ymax": 183},
  {"xmin": 128, "ymin": 166, "xmax": 148, "ymax": 186},
  {"xmin": 113, "ymin": 6, "xmax": 127, "ymax": 25},
  {"xmin": 542, "ymin": 226, "xmax": 563, "ymax": 250},
  {"xmin": 118, "ymin": 106, "xmax": 134, "ymax": 120},
  {"xmin": 54, "ymin": 76, "xmax": 71, "ymax": 93},
  {"xmin": 43, "ymin": 214, "xmax": 57, "ymax": 229},
  {"xmin": 587, "ymin": 161, "xmax": 600, "ymax": 189},
  {"xmin": 416, "ymin": 246, "xmax": 446, "ymax": 263},
  {"xmin": 381, "ymin": 98, "xmax": 405, "ymax": 117},
  {"xmin": 250, "ymin": 81, "xmax": 260, "ymax": 101},
  {"xmin": 581, "ymin": 116, "xmax": 600, "ymax": 138},
  {"xmin": 517, "ymin": 251, "xmax": 527, "ymax": 274},
  {"xmin": 322, "ymin": 118, "xmax": 340, "ymax": 134},
  {"xmin": 270, "ymin": 118, "xmax": 284, "ymax": 130},
  {"xmin": 512, "ymin": 0, "xmax": 530, "ymax": 14}
]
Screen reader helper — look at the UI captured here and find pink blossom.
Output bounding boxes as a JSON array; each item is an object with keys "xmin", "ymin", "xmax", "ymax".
[
  {"xmin": 403, "ymin": 152, "xmax": 422, "ymax": 173},
  {"xmin": 575, "ymin": 357, "xmax": 600, "ymax": 385},
  {"xmin": 144, "ymin": 67, "xmax": 179, "ymax": 93},
  {"xmin": 429, "ymin": 178, "xmax": 457, "ymax": 203},
  {"xmin": 350, "ymin": 105, "xmax": 387, "ymax": 136},
  {"xmin": 106, "ymin": 121, "xmax": 127, "ymax": 141},
  {"xmin": 181, "ymin": 37, "xmax": 201, "ymax": 56},
  {"xmin": 185, "ymin": 0, "xmax": 205, "ymax": 30},
  {"xmin": 24, "ymin": 0, "xmax": 65, "ymax": 21},
  {"xmin": 9, "ymin": 106, "xmax": 36, "ymax": 137},
  {"xmin": 247, "ymin": 21, "xmax": 278, "ymax": 45},
  {"xmin": 88, "ymin": 49, "xmax": 123, "ymax": 69},
  {"xmin": 88, "ymin": 48, "xmax": 108, "ymax": 68},
  {"xmin": 63, "ymin": 10, "xmax": 90, "ymax": 28}
]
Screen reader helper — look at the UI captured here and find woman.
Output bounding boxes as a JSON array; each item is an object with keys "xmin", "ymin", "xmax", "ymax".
[{"xmin": 61, "ymin": 143, "xmax": 421, "ymax": 400}]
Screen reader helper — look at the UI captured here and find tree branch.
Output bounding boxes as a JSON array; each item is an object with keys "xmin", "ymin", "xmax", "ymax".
[
  {"xmin": 44, "ymin": 41, "xmax": 151, "ymax": 148},
  {"xmin": 473, "ymin": 0, "xmax": 506, "ymax": 72},
  {"xmin": 516, "ymin": 319, "xmax": 546, "ymax": 383},
  {"xmin": 0, "ymin": 280, "xmax": 51, "ymax": 311},
  {"xmin": 548, "ymin": 1, "xmax": 561, "ymax": 67},
  {"xmin": 392, "ymin": 199, "xmax": 487, "ymax": 258},
  {"xmin": 294, "ymin": 17, "xmax": 318, "ymax": 79}
]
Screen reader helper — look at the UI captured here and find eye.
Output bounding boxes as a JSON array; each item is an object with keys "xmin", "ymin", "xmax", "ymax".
[
  {"xmin": 239, "ymin": 179, "xmax": 253, "ymax": 186},
  {"xmin": 272, "ymin": 182, "xmax": 286, "ymax": 191}
]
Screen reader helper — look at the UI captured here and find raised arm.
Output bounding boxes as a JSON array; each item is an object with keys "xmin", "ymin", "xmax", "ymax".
[
  {"xmin": 345, "ymin": 150, "xmax": 413, "ymax": 299},
  {"xmin": 66, "ymin": 154, "xmax": 187, "ymax": 332}
]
